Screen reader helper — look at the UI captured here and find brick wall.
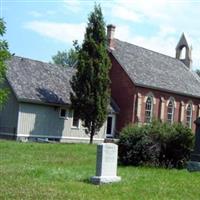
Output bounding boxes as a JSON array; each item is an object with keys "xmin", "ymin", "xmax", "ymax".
[
  {"xmin": 135, "ymin": 87, "xmax": 199, "ymax": 132},
  {"xmin": 109, "ymin": 54, "xmax": 200, "ymax": 133},
  {"xmin": 109, "ymin": 53, "xmax": 136, "ymax": 132}
]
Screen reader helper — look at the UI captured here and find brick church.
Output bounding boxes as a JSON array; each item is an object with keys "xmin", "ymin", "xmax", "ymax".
[{"xmin": 107, "ymin": 25, "xmax": 200, "ymax": 133}]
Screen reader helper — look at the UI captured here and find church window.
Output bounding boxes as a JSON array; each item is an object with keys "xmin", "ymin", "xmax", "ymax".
[
  {"xmin": 145, "ymin": 96, "xmax": 153, "ymax": 123},
  {"xmin": 186, "ymin": 104, "xmax": 192, "ymax": 128},
  {"xmin": 167, "ymin": 100, "xmax": 174, "ymax": 124}
]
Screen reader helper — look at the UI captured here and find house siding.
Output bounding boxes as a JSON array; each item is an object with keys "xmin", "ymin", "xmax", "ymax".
[
  {"xmin": 17, "ymin": 102, "xmax": 107, "ymax": 142},
  {"xmin": 0, "ymin": 81, "xmax": 19, "ymax": 137}
]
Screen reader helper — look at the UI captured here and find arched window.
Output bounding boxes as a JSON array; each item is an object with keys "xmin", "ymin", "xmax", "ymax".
[
  {"xmin": 186, "ymin": 104, "xmax": 192, "ymax": 128},
  {"xmin": 167, "ymin": 99, "xmax": 174, "ymax": 124},
  {"xmin": 145, "ymin": 96, "xmax": 153, "ymax": 123}
]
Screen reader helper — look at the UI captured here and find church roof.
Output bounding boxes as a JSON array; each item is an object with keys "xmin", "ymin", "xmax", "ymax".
[
  {"xmin": 6, "ymin": 56, "xmax": 74, "ymax": 105},
  {"xmin": 111, "ymin": 39, "xmax": 200, "ymax": 98}
]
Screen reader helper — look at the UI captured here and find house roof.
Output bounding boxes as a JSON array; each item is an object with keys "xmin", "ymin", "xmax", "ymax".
[
  {"xmin": 111, "ymin": 39, "xmax": 200, "ymax": 98},
  {"xmin": 6, "ymin": 56, "xmax": 120, "ymax": 113},
  {"xmin": 6, "ymin": 56, "xmax": 75, "ymax": 105}
]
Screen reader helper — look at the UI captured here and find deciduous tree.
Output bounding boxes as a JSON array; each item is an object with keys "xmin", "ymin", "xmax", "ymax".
[
  {"xmin": 52, "ymin": 45, "xmax": 78, "ymax": 67},
  {"xmin": 0, "ymin": 18, "xmax": 10, "ymax": 108}
]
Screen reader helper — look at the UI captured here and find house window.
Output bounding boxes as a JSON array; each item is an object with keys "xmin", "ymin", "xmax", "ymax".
[
  {"xmin": 72, "ymin": 111, "xmax": 80, "ymax": 128},
  {"xmin": 59, "ymin": 108, "xmax": 68, "ymax": 119},
  {"xmin": 186, "ymin": 104, "xmax": 192, "ymax": 128},
  {"xmin": 167, "ymin": 100, "xmax": 174, "ymax": 124},
  {"xmin": 145, "ymin": 96, "xmax": 153, "ymax": 123}
]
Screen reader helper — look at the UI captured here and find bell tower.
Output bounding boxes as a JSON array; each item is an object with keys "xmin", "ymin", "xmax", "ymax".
[{"xmin": 175, "ymin": 33, "xmax": 192, "ymax": 69}]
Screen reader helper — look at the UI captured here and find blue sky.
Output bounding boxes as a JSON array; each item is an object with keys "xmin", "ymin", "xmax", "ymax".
[{"xmin": 2, "ymin": 0, "xmax": 200, "ymax": 70}]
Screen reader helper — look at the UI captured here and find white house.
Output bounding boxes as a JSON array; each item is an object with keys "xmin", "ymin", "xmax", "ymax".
[{"xmin": 0, "ymin": 56, "xmax": 119, "ymax": 143}]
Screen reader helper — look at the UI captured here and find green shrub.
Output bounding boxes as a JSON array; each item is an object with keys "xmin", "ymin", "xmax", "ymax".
[
  {"xmin": 159, "ymin": 123, "xmax": 194, "ymax": 168},
  {"xmin": 118, "ymin": 120, "xmax": 194, "ymax": 169}
]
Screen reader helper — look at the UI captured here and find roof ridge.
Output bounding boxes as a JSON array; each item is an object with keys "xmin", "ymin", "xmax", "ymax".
[
  {"xmin": 114, "ymin": 38, "xmax": 184, "ymax": 63},
  {"xmin": 12, "ymin": 55, "xmax": 75, "ymax": 72},
  {"xmin": 114, "ymin": 38, "xmax": 200, "ymax": 81}
]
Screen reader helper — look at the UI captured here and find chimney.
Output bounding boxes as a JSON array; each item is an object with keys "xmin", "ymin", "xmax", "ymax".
[{"xmin": 107, "ymin": 24, "xmax": 116, "ymax": 50}]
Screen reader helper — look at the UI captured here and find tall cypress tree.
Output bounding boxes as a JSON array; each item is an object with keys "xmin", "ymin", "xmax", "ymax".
[{"xmin": 70, "ymin": 4, "xmax": 111, "ymax": 144}]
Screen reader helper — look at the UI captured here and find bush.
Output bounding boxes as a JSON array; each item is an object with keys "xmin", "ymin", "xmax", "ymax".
[{"xmin": 118, "ymin": 120, "xmax": 194, "ymax": 169}]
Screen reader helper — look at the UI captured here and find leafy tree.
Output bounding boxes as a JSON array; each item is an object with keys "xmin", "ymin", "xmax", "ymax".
[
  {"xmin": 70, "ymin": 4, "xmax": 111, "ymax": 144},
  {"xmin": 52, "ymin": 45, "xmax": 78, "ymax": 67},
  {"xmin": 196, "ymin": 69, "xmax": 200, "ymax": 77},
  {"xmin": 0, "ymin": 18, "xmax": 10, "ymax": 108}
]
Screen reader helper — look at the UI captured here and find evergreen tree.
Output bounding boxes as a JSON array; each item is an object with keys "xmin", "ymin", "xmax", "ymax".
[
  {"xmin": 0, "ymin": 18, "xmax": 10, "ymax": 108},
  {"xmin": 70, "ymin": 4, "xmax": 111, "ymax": 144}
]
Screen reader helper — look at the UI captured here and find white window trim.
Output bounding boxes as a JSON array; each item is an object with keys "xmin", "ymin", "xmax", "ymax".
[
  {"xmin": 143, "ymin": 92, "xmax": 156, "ymax": 104},
  {"xmin": 145, "ymin": 96, "xmax": 154, "ymax": 123},
  {"xmin": 167, "ymin": 99, "xmax": 175, "ymax": 124},
  {"xmin": 185, "ymin": 101, "xmax": 195, "ymax": 111},
  {"xmin": 59, "ymin": 108, "xmax": 68, "ymax": 120},
  {"xmin": 186, "ymin": 103, "xmax": 193, "ymax": 128},
  {"xmin": 166, "ymin": 97, "xmax": 177, "ymax": 108}
]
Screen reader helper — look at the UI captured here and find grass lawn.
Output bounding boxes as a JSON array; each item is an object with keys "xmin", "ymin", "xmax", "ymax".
[{"xmin": 0, "ymin": 140, "xmax": 200, "ymax": 200}]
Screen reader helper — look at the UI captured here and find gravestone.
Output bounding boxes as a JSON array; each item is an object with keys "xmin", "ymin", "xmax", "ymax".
[
  {"xmin": 91, "ymin": 143, "xmax": 121, "ymax": 184},
  {"xmin": 187, "ymin": 117, "xmax": 200, "ymax": 172}
]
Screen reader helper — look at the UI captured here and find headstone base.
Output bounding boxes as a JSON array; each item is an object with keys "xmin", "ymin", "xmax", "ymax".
[
  {"xmin": 91, "ymin": 176, "xmax": 121, "ymax": 185},
  {"xmin": 187, "ymin": 161, "xmax": 200, "ymax": 172}
]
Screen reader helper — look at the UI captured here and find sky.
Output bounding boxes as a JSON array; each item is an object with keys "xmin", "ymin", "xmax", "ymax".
[{"xmin": 2, "ymin": 0, "xmax": 200, "ymax": 70}]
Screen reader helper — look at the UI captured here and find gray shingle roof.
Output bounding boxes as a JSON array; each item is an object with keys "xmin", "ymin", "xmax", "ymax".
[
  {"xmin": 6, "ymin": 56, "xmax": 75, "ymax": 105},
  {"xmin": 111, "ymin": 39, "xmax": 200, "ymax": 98}
]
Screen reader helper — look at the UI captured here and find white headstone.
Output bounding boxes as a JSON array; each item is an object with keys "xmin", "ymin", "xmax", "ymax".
[{"xmin": 91, "ymin": 143, "xmax": 121, "ymax": 184}]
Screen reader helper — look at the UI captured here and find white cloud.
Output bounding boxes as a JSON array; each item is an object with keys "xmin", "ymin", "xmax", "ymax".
[
  {"xmin": 63, "ymin": 0, "xmax": 81, "ymax": 13},
  {"xmin": 24, "ymin": 21, "xmax": 85, "ymax": 44},
  {"xmin": 158, "ymin": 25, "xmax": 176, "ymax": 37},
  {"xmin": 111, "ymin": 5, "xmax": 142, "ymax": 22},
  {"xmin": 109, "ymin": 0, "xmax": 200, "ymax": 70},
  {"xmin": 115, "ymin": 24, "xmax": 133, "ymax": 42},
  {"xmin": 114, "ymin": 23, "xmax": 199, "ymax": 70},
  {"xmin": 28, "ymin": 10, "xmax": 57, "ymax": 18},
  {"xmin": 28, "ymin": 11, "xmax": 43, "ymax": 18},
  {"xmin": 116, "ymin": 25, "xmax": 175, "ymax": 55},
  {"xmin": 111, "ymin": 0, "xmax": 169, "ymax": 22},
  {"xmin": 24, "ymin": 0, "xmax": 200, "ymax": 70}
]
